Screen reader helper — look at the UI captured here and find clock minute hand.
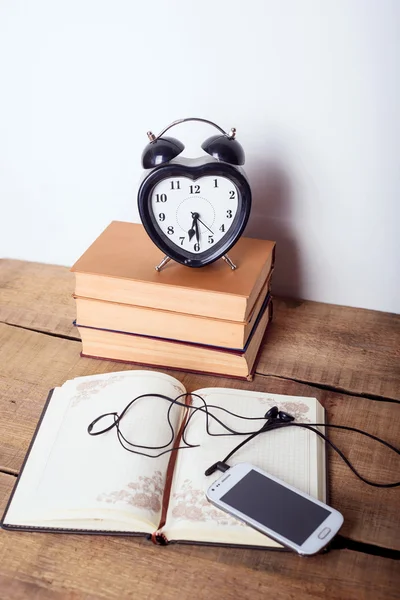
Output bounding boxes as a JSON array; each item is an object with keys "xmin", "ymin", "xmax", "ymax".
[
  {"xmin": 197, "ymin": 217, "xmax": 214, "ymax": 235},
  {"xmin": 194, "ymin": 218, "xmax": 200, "ymax": 243}
]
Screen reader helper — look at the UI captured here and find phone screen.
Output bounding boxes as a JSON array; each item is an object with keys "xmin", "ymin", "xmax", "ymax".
[{"xmin": 220, "ymin": 470, "xmax": 331, "ymax": 545}]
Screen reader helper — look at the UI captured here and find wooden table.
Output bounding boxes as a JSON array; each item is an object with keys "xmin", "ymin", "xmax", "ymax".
[{"xmin": 0, "ymin": 259, "xmax": 399, "ymax": 600}]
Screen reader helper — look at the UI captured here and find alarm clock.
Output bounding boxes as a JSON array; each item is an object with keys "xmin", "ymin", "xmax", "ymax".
[{"xmin": 137, "ymin": 117, "xmax": 252, "ymax": 270}]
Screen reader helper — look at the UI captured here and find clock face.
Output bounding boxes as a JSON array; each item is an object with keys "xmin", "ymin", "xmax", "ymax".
[
  {"xmin": 138, "ymin": 161, "xmax": 251, "ymax": 268},
  {"xmin": 150, "ymin": 176, "xmax": 239, "ymax": 255}
]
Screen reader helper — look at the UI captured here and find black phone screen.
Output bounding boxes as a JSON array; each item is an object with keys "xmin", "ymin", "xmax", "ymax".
[{"xmin": 220, "ymin": 470, "xmax": 331, "ymax": 545}]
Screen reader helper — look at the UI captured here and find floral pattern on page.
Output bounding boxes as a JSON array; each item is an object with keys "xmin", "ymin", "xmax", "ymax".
[
  {"xmin": 97, "ymin": 471, "xmax": 164, "ymax": 513},
  {"xmin": 70, "ymin": 376, "xmax": 185, "ymax": 407},
  {"xmin": 255, "ymin": 398, "xmax": 312, "ymax": 423},
  {"xmin": 70, "ymin": 375, "xmax": 127, "ymax": 407},
  {"xmin": 171, "ymin": 479, "xmax": 245, "ymax": 527},
  {"xmin": 194, "ymin": 392, "xmax": 313, "ymax": 424}
]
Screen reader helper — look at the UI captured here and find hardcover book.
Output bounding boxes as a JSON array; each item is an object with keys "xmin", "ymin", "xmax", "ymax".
[
  {"xmin": 71, "ymin": 222, "xmax": 275, "ymax": 322},
  {"xmin": 2, "ymin": 370, "xmax": 326, "ymax": 550},
  {"xmin": 73, "ymin": 272, "xmax": 272, "ymax": 350},
  {"xmin": 76, "ymin": 295, "xmax": 272, "ymax": 380}
]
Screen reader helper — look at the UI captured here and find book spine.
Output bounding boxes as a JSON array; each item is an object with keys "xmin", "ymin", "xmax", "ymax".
[
  {"xmin": 150, "ymin": 531, "xmax": 169, "ymax": 545},
  {"xmin": 153, "ymin": 393, "xmax": 192, "ymax": 539}
]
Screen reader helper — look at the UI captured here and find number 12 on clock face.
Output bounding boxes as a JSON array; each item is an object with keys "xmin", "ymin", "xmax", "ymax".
[{"xmin": 150, "ymin": 176, "xmax": 239, "ymax": 254}]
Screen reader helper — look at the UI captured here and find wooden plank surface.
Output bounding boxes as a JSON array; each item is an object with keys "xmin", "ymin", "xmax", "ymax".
[
  {"xmin": 1, "ymin": 258, "xmax": 400, "ymax": 600},
  {"xmin": 0, "ymin": 473, "xmax": 398, "ymax": 600},
  {"xmin": 259, "ymin": 298, "xmax": 400, "ymax": 401},
  {"xmin": 0, "ymin": 259, "xmax": 76, "ymax": 337},
  {"xmin": 0, "ymin": 323, "xmax": 399, "ymax": 551},
  {"xmin": 1, "ymin": 259, "xmax": 399, "ymax": 400}
]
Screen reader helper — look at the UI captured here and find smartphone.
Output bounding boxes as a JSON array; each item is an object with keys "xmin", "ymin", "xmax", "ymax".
[{"xmin": 206, "ymin": 462, "xmax": 344, "ymax": 555}]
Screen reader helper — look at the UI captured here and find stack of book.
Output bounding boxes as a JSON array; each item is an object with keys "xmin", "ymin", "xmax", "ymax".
[{"xmin": 71, "ymin": 221, "xmax": 275, "ymax": 380}]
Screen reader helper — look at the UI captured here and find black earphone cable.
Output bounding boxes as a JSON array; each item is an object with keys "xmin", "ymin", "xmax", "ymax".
[
  {"xmin": 88, "ymin": 391, "xmax": 269, "ymax": 457},
  {"xmin": 213, "ymin": 419, "xmax": 400, "ymax": 488},
  {"xmin": 87, "ymin": 393, "xmax": 400, "ymax": 488}
]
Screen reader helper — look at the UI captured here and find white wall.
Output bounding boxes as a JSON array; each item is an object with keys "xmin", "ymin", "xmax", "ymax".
[{"xmin": 0, "ymin": 0, "xmax": 399, "ymax": 313}]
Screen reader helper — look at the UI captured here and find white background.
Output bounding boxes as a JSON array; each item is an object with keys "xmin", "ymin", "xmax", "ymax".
[{"xmin": 0, "ymin": 0, "xmax": 399, "ymax": 313}]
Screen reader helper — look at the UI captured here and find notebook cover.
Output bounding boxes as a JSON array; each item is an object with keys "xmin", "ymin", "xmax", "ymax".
[{"xmin": 75, "ymin": 293, "xmax": 272, "ymax": 354}]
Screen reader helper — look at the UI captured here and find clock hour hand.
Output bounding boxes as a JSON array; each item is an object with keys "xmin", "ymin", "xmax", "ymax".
[{"xmin": 188, "ymin": 212, "xmax": 199, "ymax": 241}]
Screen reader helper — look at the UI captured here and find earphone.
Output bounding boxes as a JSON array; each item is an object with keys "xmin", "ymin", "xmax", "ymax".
[
  {"xmin": 88, "ymin": 392, "xmax": 400, "ymax": 489},
  {"xmin": 205, "ymin": 405, "xmax": 400, "ymax": 488},
  {"xmin": 141, "ymin": 117, "xmax": 246, "ymax": 169}
]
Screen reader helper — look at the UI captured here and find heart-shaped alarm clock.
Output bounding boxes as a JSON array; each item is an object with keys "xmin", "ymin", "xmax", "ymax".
[{"xmin": 138, "ymin": 117, "xmax": 252, "ymax": 270}]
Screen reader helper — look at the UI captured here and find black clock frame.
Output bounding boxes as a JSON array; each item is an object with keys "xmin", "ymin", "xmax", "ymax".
[{"xmin": 138, "ymin": 161, "xmax": 252, "ymax": 268}]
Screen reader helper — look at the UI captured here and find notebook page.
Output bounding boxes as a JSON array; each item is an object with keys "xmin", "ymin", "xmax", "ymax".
[
  {"xmin": 163, "ymin": 388, "xmax": 324, "ymax": 546},
  {"xmin": 4, "ymin": 370, "xmax": 186, "ymax": 532}
]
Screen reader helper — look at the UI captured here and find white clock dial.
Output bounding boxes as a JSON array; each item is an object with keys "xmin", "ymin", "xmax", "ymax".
[{"xmin": 150, "ymin": 176, "xmax": 239, "ymax": 254}]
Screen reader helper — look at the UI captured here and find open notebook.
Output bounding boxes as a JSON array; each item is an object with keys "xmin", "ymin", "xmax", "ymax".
[{"xmin": 1, "ymin": 370, "xmax": 326, "ymax": 549}]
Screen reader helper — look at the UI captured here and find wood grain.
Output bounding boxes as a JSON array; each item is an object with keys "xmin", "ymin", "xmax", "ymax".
[
  {"xmin": 1, "ymin": 259, "xmax": 400, "ymax": 600},
  {"xmin": 258, "ymin": 298, "xmax": 400, "ymax": 401},
  {"xmin": 0, "ymin": 323, "xmax": 399, "ymax": 550},
  {"xmin": 1, "ymin": 259, "xmax": 399, "ymax": 400},
  {"xmin": 0, "ymin": 474, "xmax": 398, "ymax": 600},
  {"xmin": 0, "ymin": 259, "xmax": 76, "ymax": 337}
]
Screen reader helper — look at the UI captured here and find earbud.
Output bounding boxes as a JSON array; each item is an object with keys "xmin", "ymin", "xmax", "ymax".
[
  {"xmin": 265, "ymin": 406, "xmax": 279, "ymax": 420},
  {"xmin": 264, "ymin": 406, "xmax": 295, "ymax": 423},
  {"xmin": 278, "ymin": 411, "xmax": 295, "ymax": 423}
]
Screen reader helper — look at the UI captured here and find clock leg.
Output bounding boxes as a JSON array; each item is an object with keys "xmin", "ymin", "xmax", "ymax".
[
  {"xmin": 222, "ymin": 254, "xmax": 237, "ymax": 270},
  {"xmin": 155, "ymin": 255, "xmax": 172, "ymax": 272}
]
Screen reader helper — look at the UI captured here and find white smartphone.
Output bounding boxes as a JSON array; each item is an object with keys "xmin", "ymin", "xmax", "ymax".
[{"xmin": 206, "ymin": 462, "xmax": 344, "ymax": 555}]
